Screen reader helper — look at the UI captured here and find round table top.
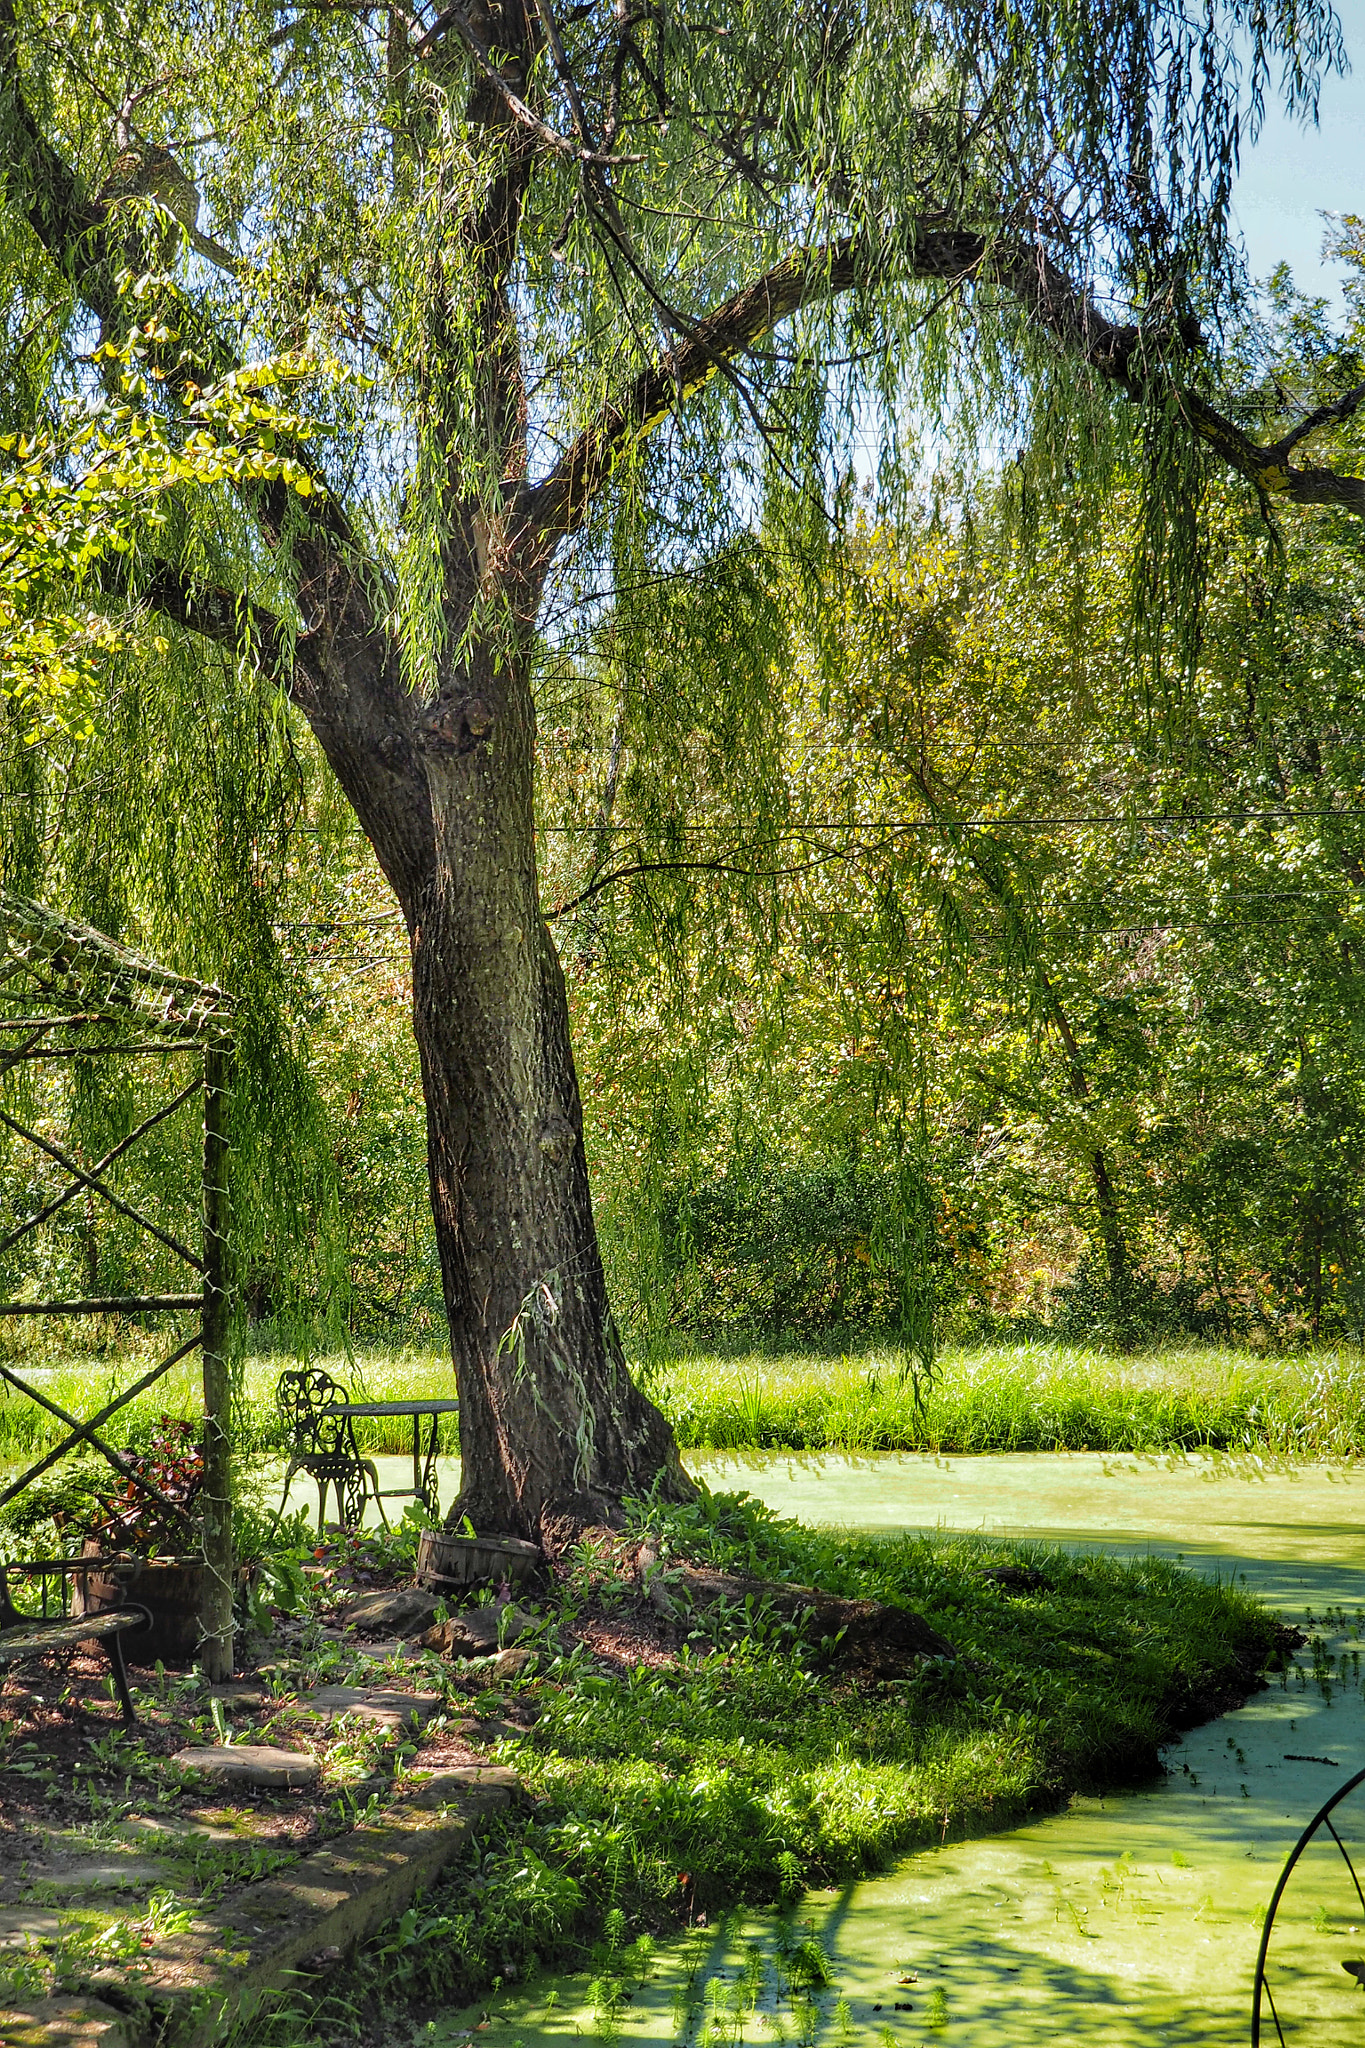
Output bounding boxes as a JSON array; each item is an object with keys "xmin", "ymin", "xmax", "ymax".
[{"xmin": 328, "ymin": 1398, "xmax": 460, "ymax": 1418}]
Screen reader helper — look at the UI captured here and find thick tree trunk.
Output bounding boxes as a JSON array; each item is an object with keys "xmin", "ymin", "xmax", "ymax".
[{"xmin": 402, "ymin": 637, "xmax": 692, "ymax": 1540}]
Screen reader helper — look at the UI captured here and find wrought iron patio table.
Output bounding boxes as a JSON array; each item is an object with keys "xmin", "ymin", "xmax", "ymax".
[{"xmin": 327, "ymin": 1399, "xmax": 459, "ymax": 1516}]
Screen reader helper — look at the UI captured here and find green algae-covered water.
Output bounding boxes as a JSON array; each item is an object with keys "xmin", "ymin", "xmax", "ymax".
[{"xmin": 412, "ymin": 1451, "xmax": 1365, "ymax": 2046}]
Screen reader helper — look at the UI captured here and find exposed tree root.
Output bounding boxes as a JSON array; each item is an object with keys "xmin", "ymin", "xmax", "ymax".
[{"xmin": 535, "ymin": 1503, "xmax": 956, "ymax": 1675}]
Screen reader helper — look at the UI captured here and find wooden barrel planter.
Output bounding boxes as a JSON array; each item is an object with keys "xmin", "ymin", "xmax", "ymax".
[
  {"xmin": 72, "ymin": 1552, "xmax": 205, "ymax": 1668},
  {"xmin": 417, "ymin": 1529, "xmax": 542, "ymax": 1592}
]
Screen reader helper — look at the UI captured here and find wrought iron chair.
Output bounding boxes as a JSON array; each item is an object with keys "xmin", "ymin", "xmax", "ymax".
[{"xmin": 274, "ymin": 1367, "xmax": 387, "ymax": 1535}]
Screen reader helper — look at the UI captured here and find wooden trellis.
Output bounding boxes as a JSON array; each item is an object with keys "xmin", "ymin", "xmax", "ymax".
[{"xmin": 0, "ymin": 893, "xmax": 235, "ymax": 1679}]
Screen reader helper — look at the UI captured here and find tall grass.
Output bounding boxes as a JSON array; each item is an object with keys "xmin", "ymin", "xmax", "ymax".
[
  {"xmin": 651, "ymin": 1339, "xmax": 1365, "ymax": 1460},
  {"xmin": 0, "ymin": 1342, "xmax": 455, "ymax": 1462},
  {"xmin": 2, "ymin": 1335, "xmax": 1363, "ymax": 1467}
]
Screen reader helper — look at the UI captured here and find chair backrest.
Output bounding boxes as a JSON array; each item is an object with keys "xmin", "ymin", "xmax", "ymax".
[{"xmin": 277, "ymin": 1367, "xmax": 348, "ymax": 1455}]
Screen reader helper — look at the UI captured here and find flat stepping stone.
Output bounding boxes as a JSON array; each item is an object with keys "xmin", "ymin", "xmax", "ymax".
[
  {"xmin": 292, "ymin": 1687, "xmax": 442, "ymax": 1733},
  {"xmin": 208, "ymin": 1682, "xmax": 268, "ymax": 1710},
  {"xmin": 420, "ymin": 1604, "xmax": 534, "ymax": 1657},
  {"xmin": 342, "ymin": 1588, "xmax": 441, "ymax": 1637},
  {"xmin": 0, "ymin": 1908, "xmax": 61, "ymax": 1948},
  {"xmin": 173, "ymin": 1744, "xmax": 319, "ymax": 1789},
  {"xmin": 0, "ymin": 1994, "xmax": 130, "ymax": 2044},
  {"xmin": 120, "ymin": 1814, "xmax": 241, "ymax": 1845},
  {"xmin": 352, "ymin": 1639, "xmax": 423, "ymax": 1663},
  {"xmin": 406, "ymin": 1763, "xmax": 521, "ymax": 1809}
]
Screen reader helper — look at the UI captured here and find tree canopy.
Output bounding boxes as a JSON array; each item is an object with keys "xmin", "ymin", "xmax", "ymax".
[{"xmin": 2, "ymin": 0, "xmax": 1363, "ymax": 1525}]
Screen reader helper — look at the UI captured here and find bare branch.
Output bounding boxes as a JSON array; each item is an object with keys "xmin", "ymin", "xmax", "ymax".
[
  {"xmin": 519, "ymin": 236, "xmax": 861, "ymax": 546},
  {"xmin": 1181, "ymin": 390, "xmax": 1365, "ymax": 515},
  {"xmin": 1266, "ymin": 381, "xmax": 1365, "ymax": 463}
]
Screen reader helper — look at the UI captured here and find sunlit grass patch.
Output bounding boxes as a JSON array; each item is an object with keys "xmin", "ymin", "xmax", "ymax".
[
  {"xmin": 3, "ymin": 1333, "xmax": 1364, "ymax": 1466},
  {"xmin": 650, "ymin": 1339, "xmax": 1365, "ymax": 1459}
]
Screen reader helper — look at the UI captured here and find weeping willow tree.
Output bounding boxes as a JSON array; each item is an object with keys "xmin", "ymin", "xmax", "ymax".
[{"xmin": 1, "ymin": 0, "xmax": 1361, "ymax": 1537}]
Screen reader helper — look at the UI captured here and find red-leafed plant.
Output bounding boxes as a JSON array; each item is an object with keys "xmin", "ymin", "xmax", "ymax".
[{"xmin": 85, "ymin": 1418, "xmax": 203, "ymax": 1559}]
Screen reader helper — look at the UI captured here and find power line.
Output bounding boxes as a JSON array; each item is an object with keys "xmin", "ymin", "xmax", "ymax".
[{"xmin": 537, "ymin": 808, "xmax": 1365, "ymax": 834}]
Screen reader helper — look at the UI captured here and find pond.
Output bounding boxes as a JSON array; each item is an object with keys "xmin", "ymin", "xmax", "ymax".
[{"xmin": 405, "ymin": 1449, "xmax": 1365, "ymax": 2046}]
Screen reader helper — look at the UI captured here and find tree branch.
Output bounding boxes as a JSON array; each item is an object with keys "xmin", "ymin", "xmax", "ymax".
[
  {"xmin": 416, "ymin": 0, "xmax": 642, "ymax": 162},
  {"xmin": 1180, "ymin": 390, "xmax": 1365, "ymax": 515},
  {"xmin": 0, "ymin": 0, "xmax": 119, "ymax": 326},
  {"xmin": 135, "ymin": 561, "xmax": 436, "ymax": 908},
  {"xmin": 135, "ymin": 566, "xmax": 295, "ymax": 677},
  {"xmin": 519, "ymin": 220, "xmax": 1365, "ymax": 555}
]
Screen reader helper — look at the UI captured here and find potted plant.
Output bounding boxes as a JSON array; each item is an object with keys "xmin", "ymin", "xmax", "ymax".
[{"xmin": 71, "ymin": 1418, "xmax": 206, "ymax": 1666}]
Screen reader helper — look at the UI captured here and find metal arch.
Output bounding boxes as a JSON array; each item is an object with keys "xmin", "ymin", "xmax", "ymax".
[{"xmin": 1252, "ymin": 1762, "xmax": 1365, "ymax": 2046}]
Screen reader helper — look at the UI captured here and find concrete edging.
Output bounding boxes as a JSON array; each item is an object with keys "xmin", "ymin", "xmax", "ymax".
[{"xmin": 0, "ymin": 1764, "xmax": 522, "ymax": 2048}]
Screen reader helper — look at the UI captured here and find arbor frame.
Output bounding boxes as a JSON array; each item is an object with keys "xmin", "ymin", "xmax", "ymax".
[{"xmin": 0, "ymin": 893, "xmax": 236, "ymax": 1680}]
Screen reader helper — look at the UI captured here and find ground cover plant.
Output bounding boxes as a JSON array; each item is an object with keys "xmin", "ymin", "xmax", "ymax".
[
  {"xmin": 171, "ymin": 1485, "xmax": 1300, "ymax": 2046},
  {"xmin": 0, "ymin": 1475, "xmax": 1302, "ymax": 2036},
  {"xmin": 5, "ymin": 1338, "xmax": 1365, "ymax": 1473}
]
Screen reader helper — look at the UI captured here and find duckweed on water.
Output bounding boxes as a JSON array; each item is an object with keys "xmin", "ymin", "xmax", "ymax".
[{"xmin": 226, "ymin": 1486, "xmax": 1291, "ymax": 2043}]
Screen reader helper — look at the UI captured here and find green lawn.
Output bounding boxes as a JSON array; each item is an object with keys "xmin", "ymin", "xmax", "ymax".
[{"xmin": 651, "ymin": 1338, "xmax": 1365, "ymax": 1458}]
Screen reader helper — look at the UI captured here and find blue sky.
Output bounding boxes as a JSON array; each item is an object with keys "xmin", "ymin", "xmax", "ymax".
[{"xmin": 1232, "ymin": 0, "xmax": 1362, "ymax": 314}]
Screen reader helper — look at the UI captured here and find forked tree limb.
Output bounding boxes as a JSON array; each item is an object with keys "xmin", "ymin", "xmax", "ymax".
[{"xmin": 1182, "ymin": 387, "xmax": 1365, "ymax": 513}]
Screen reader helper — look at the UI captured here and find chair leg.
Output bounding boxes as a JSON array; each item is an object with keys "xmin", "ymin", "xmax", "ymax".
[
  {"xmin": 108, "ymin": 1633, "xmax": 137, "ymax": 1731},
  {"xmin": 361, "ymin": 1461, "xmax": 391, "ymax": 1530}
]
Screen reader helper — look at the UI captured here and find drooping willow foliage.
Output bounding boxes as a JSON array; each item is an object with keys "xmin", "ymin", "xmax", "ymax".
[
  {"xmin": 0, "ymin": 0, "xmax": 1356, "ymax": 1373},
  {"xmin": 0, "ymin": 623, "xmax": 352, "ymax": 1339}
]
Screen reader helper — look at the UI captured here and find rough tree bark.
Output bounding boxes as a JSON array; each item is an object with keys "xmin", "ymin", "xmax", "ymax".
[{"xmin": 404, "ymin": 641, "xmax": 690, "ymax": 1536}]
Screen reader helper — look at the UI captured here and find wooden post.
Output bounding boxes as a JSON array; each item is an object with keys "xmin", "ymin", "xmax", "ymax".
[{"xmin": 199, "ymin": 1037, "xmax": 234, "ymax": 1681}]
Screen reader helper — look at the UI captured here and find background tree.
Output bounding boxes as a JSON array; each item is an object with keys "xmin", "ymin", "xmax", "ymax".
[{"xmin": 1, "ymin": 0, "xmax": 1361, "ymax": 1532}]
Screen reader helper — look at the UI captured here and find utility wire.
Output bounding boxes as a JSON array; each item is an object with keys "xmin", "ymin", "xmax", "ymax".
[{"xmin": 536, "ymin": 808, "xmax": 1365, "ymax": 833}]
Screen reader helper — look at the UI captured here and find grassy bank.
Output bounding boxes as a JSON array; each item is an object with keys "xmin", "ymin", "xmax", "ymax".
[
  {"xmin": 654, "ymin": 1340, "xmax": 1365, "ymax": 1459},
  {"xmin": 0, "ymin": 1341, "xmax": 454, "ymax": 1462},
  {"xmin": 219, "ymin": 1486, "xmax": 1296, "ymax": 2044},
  {"xmin": 3, "ymin": 1335, "xmax": 1365, "ymax": 1468}
]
